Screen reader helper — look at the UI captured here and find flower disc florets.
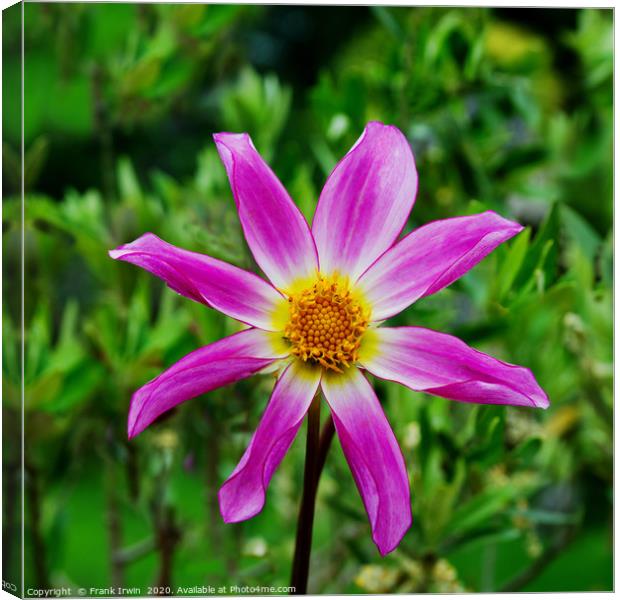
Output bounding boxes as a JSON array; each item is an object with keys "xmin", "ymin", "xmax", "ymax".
[{"xmin": 284, "ymin": 275, "xmax": 369, "ymax": 372}]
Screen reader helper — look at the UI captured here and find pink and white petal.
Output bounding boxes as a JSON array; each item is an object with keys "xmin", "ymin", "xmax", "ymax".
[
  {"xmin": 312, "ymin": 122, "xmax": 418, "ymax": 281},
  {"xmin": 109, "ymin": 233, "xmax": 285, "ymax": 331},
  {"xmin": 356, "ymin": 211, "xmax": 523, "ymax": 321},
  {"xmin": 321, "ymin": 367, "xmax": 411, "ymax": 555},
  {"xmin": 214, "ymin": 133, "xmax": 318, "ymax": 292},
  {"xmin": 219, "ymin": 360, "xmax": 321, "ymax": 523},
  {"xmin": 128, "ymin": 329, "xmax": 288, "ymax": 439},
  {"xmin": 359, "ymin": 327, "xmax": 548, "ymax": 409}
]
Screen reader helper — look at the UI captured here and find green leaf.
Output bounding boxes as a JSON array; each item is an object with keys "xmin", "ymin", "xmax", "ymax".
[
  {"xmin": 561, "ymin": 204, "xmax": 602, "ymax": 262},
  {"xmin": 494, "ymin": 228, "xmax": 531, "ymax": 301},
  {"xmin": 117, "ymin": 157, "xmax": 143, "ymax": 202},
  {"xmin": 446, "ymin": 479, "xmax": 539, "ymax": 537},
  {"xmin": 512, "ymin": 203, "xmax": 560, "ymax": 295}
]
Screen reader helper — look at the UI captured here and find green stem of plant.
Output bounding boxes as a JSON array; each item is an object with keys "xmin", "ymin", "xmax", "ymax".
[{"xmin": 290, "ymin": 398, "xmax": 335, "ymax": 594}]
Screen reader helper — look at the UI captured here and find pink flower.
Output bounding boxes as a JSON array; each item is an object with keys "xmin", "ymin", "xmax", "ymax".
[{"xmin": 109, "ymin": 122, "xmax": 547, "ymax": 556}]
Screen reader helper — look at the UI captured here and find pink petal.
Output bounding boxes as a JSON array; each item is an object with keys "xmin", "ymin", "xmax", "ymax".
[
  {"xmin": 356, "ymin": 211, "xmax": 523, "ymax": 321},
  {"xmin": 312, "ymin": 122, "xmax": 418, "ymax": 281},
  {"xmin": 109, "ymin": 233, "xmax": 285, "ymax": 331},
  {"xmin": 214, "ymin": 132, "xmax": 318, "ymax": 292},
  {"xmin": 321, "ymin": 367, "xmax": 411, "ymax": 555},
  {"xmin": 218, "ymin": 360, "xmax": 321, "ymax": 523},
  {"xmin": 359, "ymin": 327, "xmax": 548, "ymax": 409},
  {"xmin": 128, "ymin": 329, "xmax": 287, "ymax": 439}
]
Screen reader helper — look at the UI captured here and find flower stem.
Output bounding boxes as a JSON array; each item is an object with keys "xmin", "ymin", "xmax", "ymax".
[
  {"xmin": 315, "ymin": 416, "xmax": 335, "ymax": 485},
  {"xmin": 290, "ymin": 397, "xmax": 335, "ymax": 594}
]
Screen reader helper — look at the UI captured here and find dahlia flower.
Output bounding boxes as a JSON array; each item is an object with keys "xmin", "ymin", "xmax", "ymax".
[{"xmin": 109, "ymin": 122, "xmax": 547, "ymax": 555}]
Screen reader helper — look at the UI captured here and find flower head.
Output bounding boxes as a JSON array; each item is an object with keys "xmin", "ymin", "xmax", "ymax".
[
  {"xmin": 109, "ymin": 122, "xmax": 548, "ymax": 555},
  {"xmin": 284, "ymin": 273, "xmax": 369, "ymax": 371}
]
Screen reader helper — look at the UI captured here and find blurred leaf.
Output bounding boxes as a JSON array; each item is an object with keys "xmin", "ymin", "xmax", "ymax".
[
  {"xmin": 24, "ymin": 137, "xmax": 50, "ymax": 190},
  {"xmin": 446, "ymin": 477, "xmax": 539, "ymax": 538},
  {"xmin": 561, "ymin": 204, "xmax": 601, "ymax": 261},
  {"xmin": 494, "ymin": 228, "xmax": 531, "ymax": 302},
  {"xmin": 220, "ymin": 68, "xmax": 292, "ymax": 160},
  {"xmin": 513, "ymin": 202, "xmax": 560, "ymax": 293},
  {"xmin": 565, "ymin": 10, "xmax": 613, "ymax": 89}
]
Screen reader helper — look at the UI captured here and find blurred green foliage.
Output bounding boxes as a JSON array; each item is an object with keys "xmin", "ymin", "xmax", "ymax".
[{"xmin": 2, "ymin": 4, "xmax": 612, "ymax": 594}]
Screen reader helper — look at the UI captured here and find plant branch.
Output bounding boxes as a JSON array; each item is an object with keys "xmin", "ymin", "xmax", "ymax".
[
  {"xmin": 114, "ymin": 538, "xmax": 155, "ymax": 565},
  {"xmin": 290, "ymin": 396, "xmax": 324, "ymax": 594},
  {"xmin": 155, "ymin": 506, "xmax": 180, "ymax": 591},
  {"xmin": 315, "ymin": 415, "xmax": 335, "ymax": 485},
  {"xmin": 105, "ymin": 457, "xmax": 124, "ymax": 588},
  {"xmin": 25, "ymin": 463, "xmax": 49, "ymax": 589},
  {"xmin": 500, "ymin": 527, "xmax": 577, "ymax": 592}
]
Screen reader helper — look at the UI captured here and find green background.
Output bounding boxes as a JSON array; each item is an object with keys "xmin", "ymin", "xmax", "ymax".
[{"xmin": 3, "ymin": 4, "xmax": 613, "ymax": 594}]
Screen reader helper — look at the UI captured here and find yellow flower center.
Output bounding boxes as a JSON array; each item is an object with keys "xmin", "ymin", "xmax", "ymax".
[{"xmin": 284, "ymin": 274, "xmax": 369, "ymax": 372}]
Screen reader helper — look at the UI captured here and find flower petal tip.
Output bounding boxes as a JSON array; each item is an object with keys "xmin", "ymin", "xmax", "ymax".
[
  {"xmin": 127, "ymin": 406, "xmax": 144, "ymax": 440},
  {"xmin": 218, "ymin": 485, "xmax": 265, "ymax": 524},
  {"xmin": 219, "ymin": 508, "xmax": 261, "ymax": 525},
  {"xmin": 534, "ymin": 390, "xmax": 550, "ymax": 410},
  {"xmin": 377, "ymin": 543, "xmax": 397, "ymax": 557},
  {"xmin": 481, "ymin": 210, "xmax": 524, "ymax": 232},
  {"xmin": 218, "ymin": 501, "xmax": 241, "ymax": 524},
  {"xmin": 522, "ymin": 367, "xmax": 549, "ymax": 409},
  {"xmin": 213, "ymin": 132, "xmax": 259, "ymax": 177},
  {"xmin": 213, "ymin": 131, "xmax": 246, "ymax": 140},
  {"xmin": 374, "ymin": 513, "xmax": 413, "ymax": 556},
  {"xmin": 108, "ymin": 247, "xmax": 124, "ymax": 260},
  {"xmin": 507, "ymin": 220, "xmax": 525, "ymax": 236},
  {"xmin": 220, "ymin": 514, "xmax": 236, "ymax": 525},
  {"xmin": 109, "ymin": 233, "xmax": 161, "ymax": 261},
  {"xmin": 213, "ymin": 131, "xmax": 252, "ymax": 150},
  {"xmin": 127, "ymin": 418, "xmax": 142, "ymax": 440},
  {"xmin": 365, "ymin": 120, "xmax": 396, "ymax": 132}
]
